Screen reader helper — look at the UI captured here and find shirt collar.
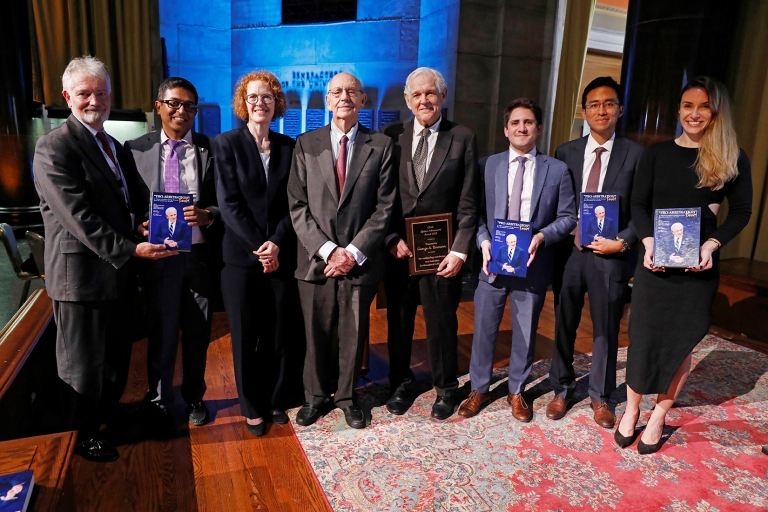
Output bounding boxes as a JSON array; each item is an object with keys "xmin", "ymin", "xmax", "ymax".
[
  {"xmin": 73, "ymin": 115, "xmax": 105, "ymax": 139},
  {"xmin": 161, "ymin": 129, "xmax": 193, "ymax": 145},
  {"xmin": 509, "ymin": 147, "xmax": 537, "ymax": 161},
  {"xmin": 585, "ymin": 132, "xmax": 615, "ymax": 154},
  {"xmin": 330, "ymin": 120, "xmax": 359, "ymax": 143},
  {"xmin": 413, "ymin": 115, "xmax": 442, "ymax": 135}
]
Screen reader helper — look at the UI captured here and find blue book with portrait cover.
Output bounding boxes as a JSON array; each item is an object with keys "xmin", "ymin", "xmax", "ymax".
[
  {"xmin": 580, "ymin": 193, "xmax": 619, "ymax": 246},
  {"xmin": 488, "ymin": 219, "xmax": 532, "ymax": 277},
  {"xmin": 0, "ymin": 470, "xmax": 34, "ymax": 512},
  {"xmin": 149, "ymin": 192, "xmax": 193, "ymax": 251},
  {"xmin": 653, "ymin": 207, "xmax": 701, "ymax": 267}
]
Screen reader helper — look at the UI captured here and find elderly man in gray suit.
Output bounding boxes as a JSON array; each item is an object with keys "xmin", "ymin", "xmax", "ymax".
[
  {"xmin": 288, "ymin": 72, "xmax": 396, "ymax": 429},
  {"xmin": 457, "ymin": 98, "xmax": 576, "ymax": 421},
  {"xmin": 125, "ymin": 77, "xmax": 220, "ymax": 428},
  {"xmin": 33, "ymin": 56, "xmax": 175, "ymax": 462}
]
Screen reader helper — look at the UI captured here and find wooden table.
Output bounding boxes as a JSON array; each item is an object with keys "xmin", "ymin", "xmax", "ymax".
[{"xmin": 0, "ymin": 431, "xmax": 76, "ymax": 511}]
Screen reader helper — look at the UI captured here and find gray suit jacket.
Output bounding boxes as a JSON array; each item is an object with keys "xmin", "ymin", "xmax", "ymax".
[
  {"xmin": 477, "ymin": 150, "xmax": 577, "ymax": 288},
  {"xmin": 288, "ymin": 124, "xmax": 396, "ymax": 285},
  {"xmin": 33, "ymin": 115, "xmax": 148, "ymax": 301}
]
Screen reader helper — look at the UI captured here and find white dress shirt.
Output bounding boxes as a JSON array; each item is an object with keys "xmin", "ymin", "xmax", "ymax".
[
  {"xmin": 508, "ymin": 147, "xmax": 538, "ymax": 222},
  {"xmin": 317, "ymin": 122, "xmax": 365, "ymax": 266},
  {"xmin": 160, "ymin": 129, "xmax": 204, "ymax": 244},
  {"xmin": 581, "ymin": 132, "xmax": 615, "ymax": 193}
]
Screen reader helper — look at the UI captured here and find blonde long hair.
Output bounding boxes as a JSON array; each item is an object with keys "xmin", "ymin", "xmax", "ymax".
[{"xmin": 679, "ymin": 76, "xmax": 740, "ymax": 190}]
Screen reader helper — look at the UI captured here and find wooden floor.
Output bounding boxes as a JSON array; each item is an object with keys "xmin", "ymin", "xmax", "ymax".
[{"xmin": 70, "ymin": 291, "xmax": 758, "ymax": 511}]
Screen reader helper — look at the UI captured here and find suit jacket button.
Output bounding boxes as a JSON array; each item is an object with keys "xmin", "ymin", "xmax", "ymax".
[
  {"xmin": 339, "ymin": 209, "xmax": 344, "ymax": 215},
  {"xmin": 418, "ymin": 198, "xmax": 423, "ymax": 202}
]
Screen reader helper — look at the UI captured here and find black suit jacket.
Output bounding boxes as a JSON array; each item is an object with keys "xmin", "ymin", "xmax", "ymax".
[
  {"xmin": 33, "ymin": 115, "xmax": 148, "ymax": 301},
  {"xmin": 215, "ymin": 127, "xmax": 296, "ymax": 272},
  {"xmin": 554, "ymin": 135, "xmax": 644, "ymax": 278},
  {"xmin": 381, "ymin": 118, "xmax": 479, "ymax": 256}
]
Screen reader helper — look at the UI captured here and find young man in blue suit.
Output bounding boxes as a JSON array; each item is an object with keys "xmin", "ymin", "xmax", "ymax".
[
  {"xmin": 546, "ymin": 77, "xmax": 644, "ymax": 428},
  {"xmin": 458, "ymin": 98, "xmax": 576, "ymax": 421}
]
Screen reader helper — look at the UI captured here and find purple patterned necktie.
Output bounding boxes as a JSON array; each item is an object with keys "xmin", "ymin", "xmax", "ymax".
[
  {"xmin": 508, "ymin": 156, "xmax": 528, "ymax": 220},
  {"xmin": 164, "ymin": 139, "xmax": 183, "ymax": 193}
]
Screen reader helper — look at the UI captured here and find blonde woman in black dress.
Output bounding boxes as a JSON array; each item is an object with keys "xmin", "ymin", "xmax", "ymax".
[{"xmin": 615, "ymin": 77, "xmax": 752, "ymax": 454}]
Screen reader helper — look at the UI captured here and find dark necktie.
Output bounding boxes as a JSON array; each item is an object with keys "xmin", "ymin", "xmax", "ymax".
[
  {"xmin": 508, "ymin": 156, "xmax": 528, "ymax": 220},
  {"xmin": 336, "ymin": 134, "xmax": 348, "ymax": 196},
  {"xmin": 598, "ymin": 219, "xmax": 603, "ymax": 233},
  {"xmin": 170, "ymin": 222, "xmax": 175, "ymax": 236},
  {"xmin": 575, "ymin": 147, "xmax": 607, "ymax": 248},
  {"xmin": 413, "ymin": 127, "xmax": 430, "ymax": 191},
  {"xmin": 164, "ymin": 139, "xmax": 183, "ymax": 193},
  {"xmin": 676, "ymin": 238, "xmax": 681, "ymax": 251},
  {"xmin": 95, "ymin": 132, "xmax": 121, "ymax": 180}
]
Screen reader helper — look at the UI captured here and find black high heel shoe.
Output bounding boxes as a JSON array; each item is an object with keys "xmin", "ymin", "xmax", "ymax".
[
  {"xmin": 613, "ymin": 414, "xmax": 639, "ymax": 448},
  {"xmin": 637, "ymin": 421, "xmax": 664, "ymax": 454}
]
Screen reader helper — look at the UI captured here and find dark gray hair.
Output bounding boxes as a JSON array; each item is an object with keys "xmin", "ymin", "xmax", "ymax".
[
  {"xmin": 62, "ymin": 55, "xmax": 111, "ymax": 93},
  {"xmin": 404, "ymin": 67, "xmax": 447, "ymax": 96}
]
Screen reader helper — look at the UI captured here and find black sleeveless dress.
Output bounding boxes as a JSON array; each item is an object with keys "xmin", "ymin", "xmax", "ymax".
[{"xmin": 626, "ymin": 140, "xmax": 752, "ymax": 394}]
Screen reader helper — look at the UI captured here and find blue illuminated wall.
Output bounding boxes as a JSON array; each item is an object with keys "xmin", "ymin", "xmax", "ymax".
[{"xmin": 160, "ymin": 0, "xmax": 460, "ymax": 136}]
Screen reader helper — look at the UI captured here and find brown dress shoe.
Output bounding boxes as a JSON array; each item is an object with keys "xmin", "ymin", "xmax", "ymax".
[
  {"xmin": 545, "ymin": 395, "xmax": 570, "ymax": 420},
  {"xmin": 458, "ymin": 391, "xmax": 490, "ymax": 418},
  {"xmin": 591, "ymin": 401, "xmax": 615, "ymax": 428},
  {"xmin": 507, "ymin": 393, "xmax": 532, "ymax": 422}
]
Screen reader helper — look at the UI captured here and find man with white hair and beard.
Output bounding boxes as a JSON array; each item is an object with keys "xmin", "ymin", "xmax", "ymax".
[{"xmin": 33, "ymin": 56, "xmax": 175, "ymax": 461}]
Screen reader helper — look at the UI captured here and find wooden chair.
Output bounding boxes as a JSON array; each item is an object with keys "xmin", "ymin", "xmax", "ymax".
[{"xmin": 0, "ymin": 223, "xmax": 41, "ymax": 309}]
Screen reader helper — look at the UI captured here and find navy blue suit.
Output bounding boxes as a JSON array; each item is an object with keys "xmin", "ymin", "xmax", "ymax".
[
  {"xmin": 494, "ymin": 245, "xmax": 527, "ymax": 275},
  {"xmin": 549, "ymin": 135, "xmax": 644, "ymax": 403},
  {"xmin": 584, "ymin": 216, "xmax": 617, "ymax": 243},
  {"xmin": 152, "ymin": 219, "xmax": 190, "ymax": 247},
  {"xmin": 470, "ymin": 150, "xmax": 576, "ymax": 395}
]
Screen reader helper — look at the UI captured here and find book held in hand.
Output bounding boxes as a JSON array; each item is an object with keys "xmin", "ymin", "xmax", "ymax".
[
  {"xmin": 489, "ymin": 219, "xmax": 532, "ymax": 278},
  {"xmin": 580, "ymin": 193, "xmax": 619, "ymax": 246},
  {"xmin": 149, "ymin": 192, "xmax": 194, "ymax": 251},
  {"xmin": 653, "ymin": 207, "xmax": 701, "ymax": 267},
  {"xmin": 0, "ymin": 470, "xmax": 34, "ymax": 512}
]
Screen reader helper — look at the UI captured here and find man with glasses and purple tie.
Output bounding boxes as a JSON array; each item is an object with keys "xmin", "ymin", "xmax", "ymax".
[
  {"xmin": 457, "ymin": 98, "xmax": 576, "ymax": 422},
  {"xmin": 34, "ymin": 56, "xmax": 176, "ymax": 462},
  {"xmin": 126, "ymin": 77, "xmax": 220, "ymax": 431}
]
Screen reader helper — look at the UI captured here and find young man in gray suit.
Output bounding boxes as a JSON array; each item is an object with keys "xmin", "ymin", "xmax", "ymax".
[
  {"xmin": 288, "ymin": 72, "xmax": 396, "ymax": 429},
  {"xmin": 458, "ymin": 98, "xmax": 577, "ymax": 421},
  {"xmin": 381, "ymin": 67, "xmax": 478, "ymax": 420},
  {"xmin": 546, "ymin": 77, "xmax": 644, "ymax": 428},
  {"xmin": 125, "ymin": 77, "xmax": 220, "ymax": 428},
  {"xmin": 33, "ymin": 56, "xmax": 175, "ymax": 462}
]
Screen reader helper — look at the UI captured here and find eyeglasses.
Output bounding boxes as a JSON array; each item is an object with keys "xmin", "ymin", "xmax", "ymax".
[
  {"xmin": 327, "ymin": 88, "xmax": 360, "ymax": 99},
  {"xmin": 246, "ymin": 94, "xmax": 275, "ymax": 105},
  {"xmin": 158, "ymin": 99, "xmax": 199, "ymax": 112},
  {"xmin": 585, "ymin": 101, "xmax": 619, "ymax": 112}
]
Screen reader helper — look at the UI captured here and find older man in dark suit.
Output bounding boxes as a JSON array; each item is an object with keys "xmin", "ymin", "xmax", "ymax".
[
  {"xmin": 547, "ymin": 76, "xmax": 644, "ymax": 428},
  {"xmin": 126, "ymin": 77, "xmax": 220, "ymax": 428},
  {"xmin": 33, "ymin": 56, "xmax": 175, "ymax": 461},
  {"xmin": 381, "ymin": 67, "xmax": 478, "ymax": 420},
  {"xmin": 288, "ymin": 72, "xmax": 396, "ymax": 429}
]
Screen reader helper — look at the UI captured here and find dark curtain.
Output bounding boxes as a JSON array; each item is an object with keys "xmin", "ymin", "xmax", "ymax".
[{"xmin": 29, "ymin": 0, "xmax": 153, "ymax": 111}]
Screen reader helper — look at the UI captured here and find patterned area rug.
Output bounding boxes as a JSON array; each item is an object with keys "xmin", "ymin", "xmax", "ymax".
[{"xmin": 289, "ymin": 335, "xmax": 768, "ymax": 511}]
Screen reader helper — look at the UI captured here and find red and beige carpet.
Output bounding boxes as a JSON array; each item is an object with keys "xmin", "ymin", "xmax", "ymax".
[{"xmin": 290, "ymin": 335, "xmax": 768, "ymax": 511}]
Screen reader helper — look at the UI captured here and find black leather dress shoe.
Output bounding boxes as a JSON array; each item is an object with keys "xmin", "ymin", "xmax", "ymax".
[
  {"xmin": 246, "ymin": 420, "xmax": 266, "ymax": 437},
  {"xmin": 431, "ymin": 395, "xmax": 456, "ymax": 420},
  {"xmin": 296, "ymin": 403, "xmax": 326, "ymax": 426},
  {"xmin": 386, "ymin": 385, "xmax": 413, "ymax": 415},
  {"xmin": 341, "ymin": 405, "xmax": 366, "ymax": 429},
  {"xmin": 187, "ymin": 401, "xmax": 209, "ymax": 426},
  {"xmin": 271, "ymin": 410, "xmax": 289, "ymax": 424},
  {"xmin": 75, "ymin": 438, "xmax": 119, "ymax": 462}
]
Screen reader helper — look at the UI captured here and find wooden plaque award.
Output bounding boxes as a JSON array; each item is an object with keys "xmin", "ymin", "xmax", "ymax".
[{"xmin": 404, "ymin": 213, "xmax": 453, "ymax": 276}]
